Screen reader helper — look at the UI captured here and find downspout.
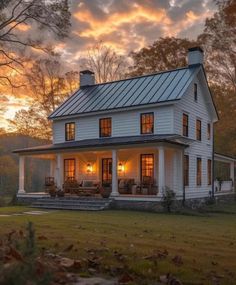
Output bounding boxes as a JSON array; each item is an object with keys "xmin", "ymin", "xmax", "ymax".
[
  {"xmin": 212, "ymin": 123, "xmax": 215, "ymax": 199},
  {"xmin": 182, "ymin": 147, "xmax": 186, "ymax": 206}
]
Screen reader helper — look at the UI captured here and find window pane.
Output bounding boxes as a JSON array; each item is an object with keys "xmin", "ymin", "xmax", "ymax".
[
  {"xmin": 196, "ymin": 120, "xmax": 201, "ymax": 141},
  {"xmin": 65, "ymin": 123, "xmax": 75, "ymax": 141},
  {"xmin": 64, "ymin": 159, "xmax": 75, "ymax": 181},
  {"xmin": 197, "ymin": 158, "xmax": 202, "ymax": 186},
  {"xmin": 100, "ymin": 118, "xmax": 111, "ymax": 137},
  {"xmin": 141, "ymin": 113, "xmax": 154, "ymax": 134},
  {"xmin": 141, "ymin": 154, "xmax": 154, "ymax": 182},
  {"xmin": 183, "ymin": 114, "xmax": 188, "ymax": 137}
]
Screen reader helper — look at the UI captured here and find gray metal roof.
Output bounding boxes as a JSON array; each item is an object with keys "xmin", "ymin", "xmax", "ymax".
[
  {"xmin": 49, "ymin": 65, "xmax": 200, "ymax": 119},
  {"xmin": 13, "ymin": 134, "xmax": 193, "ymax": 154}
]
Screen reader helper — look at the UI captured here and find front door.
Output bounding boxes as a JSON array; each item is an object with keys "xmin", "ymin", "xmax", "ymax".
[{"xmin": 102, "ymin": 158, "xmax": 112, "ymax": 184}]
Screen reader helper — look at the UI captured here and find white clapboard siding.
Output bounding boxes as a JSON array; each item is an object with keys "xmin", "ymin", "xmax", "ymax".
[
  {"xmin": 52, "ymin": 106, "xmax": 174, "ymax": 144},
  {"xmin": 174, "ymin": 73, "xmax": 213, "ymax": 198}
]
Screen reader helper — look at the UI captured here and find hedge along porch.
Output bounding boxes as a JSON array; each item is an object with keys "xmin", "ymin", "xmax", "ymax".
[{"xmin": 15, "ymin": 137, "xmax": 188, "ymax": 200}]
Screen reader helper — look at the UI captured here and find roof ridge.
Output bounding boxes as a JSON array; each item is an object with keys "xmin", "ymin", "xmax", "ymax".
[{"xmin": 86, "ymin": 65, "xmax": 196, "ymax": 87}]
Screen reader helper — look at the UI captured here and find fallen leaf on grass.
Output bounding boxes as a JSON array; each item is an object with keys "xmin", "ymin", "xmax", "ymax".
[
  {"xmin": 172, "ymin": 255, "xmax": 183, "ymax": 266},
  {"xmin": 63, "ymin": 244, "xmax": 74, "ymax": 252},
  {"xmin": 118, "ymin": 273, "xmax": 134, "ymax": 284},
  {"xmin": 8, "ymin": 246, "xmax": 23, "ymax": 261},
  {"xmin": 38, "ymin": 235, "xmax": 48, "ymax": 240},
  {"xmin": 160, "ymin": 273, "xmax": 183, "ymax": 285}
]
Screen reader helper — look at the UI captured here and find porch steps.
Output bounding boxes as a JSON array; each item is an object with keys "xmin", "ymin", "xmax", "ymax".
[{"xmin": 31, "ymin": 197, "xmax": 112, "ymax": 211}]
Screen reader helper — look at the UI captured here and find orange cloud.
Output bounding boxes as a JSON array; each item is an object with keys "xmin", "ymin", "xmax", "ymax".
[
  {"xmin": 74, "ymin": 4, "xmax": 171, "ymax": 39},
  {"xmin": 9, "ymin": 22, "xmax": 30, "ymax": 32}
]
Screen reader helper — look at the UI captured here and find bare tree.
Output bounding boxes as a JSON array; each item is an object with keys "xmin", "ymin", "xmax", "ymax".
[
  {"xmin": 0, "ymin": 0, "xmax": 71, "ymax": 88},
  {"xmin": 9, "ymin": 57, "xmax": 79, "ymax": 140},
  {"xmin": 81, "ymin": 42, "xmax": 128, "ymax": 83}
]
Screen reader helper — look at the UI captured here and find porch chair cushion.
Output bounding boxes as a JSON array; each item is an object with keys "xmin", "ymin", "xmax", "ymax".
[{"xmin": 82, "ymin": 180, "xmax": 94, "ymax": 187}]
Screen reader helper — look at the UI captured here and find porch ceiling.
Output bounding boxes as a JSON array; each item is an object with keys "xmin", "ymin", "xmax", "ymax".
[{"xmin": 13, "ymin": 134, "xmax": 194, "ymax": 155}]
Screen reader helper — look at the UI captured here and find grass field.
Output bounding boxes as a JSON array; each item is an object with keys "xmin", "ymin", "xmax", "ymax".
[{"xmin": 0, "ymin": 203, "xmax": 236, "ymax": 284}]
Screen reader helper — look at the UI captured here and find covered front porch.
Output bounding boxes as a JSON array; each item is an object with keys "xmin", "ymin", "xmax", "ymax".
[{"xmin": 16, "ymin": 142, "xmax": 186, "ymax": 200}]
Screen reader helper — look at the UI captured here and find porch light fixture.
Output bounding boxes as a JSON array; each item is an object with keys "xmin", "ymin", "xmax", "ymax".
[
  {"xmin": 86, "ymin": 163, "xmax": 93, "ymax": 174},
  {"xmin": 118, "ymin": 162, "xmax": 125, "ymax": 173}
]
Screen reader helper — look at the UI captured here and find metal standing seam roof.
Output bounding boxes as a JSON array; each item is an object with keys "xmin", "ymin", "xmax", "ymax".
[
  {"xmin": 13, "ymin": 134, "xmax": 194, "ymax": 154},
  {"xmin": 49, "ymin": 65, "xmax": 200, "ymax": 119}
]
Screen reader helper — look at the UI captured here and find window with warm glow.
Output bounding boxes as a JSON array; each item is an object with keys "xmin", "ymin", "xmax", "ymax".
[
  {"xmin": 182, "ymin": 113, "xmax": 189, "ymax": 137},
  {"xmin": 141, "ymin": 113, "xmax": 154, "ymax": 134},
  {"xmin": 141, "ymin": 154, "xmax": 154, "ymax": 182},
  {"xmin": 194, "ymin": 83, "xmax": 198, "ymax": 101},
  {"xmin": 64, "ymin": 159, "xmax": 75, "ymax": 181},
  {"xmin": 207, "ymin": 123, "xmax": 211, "ymax": 140},
  {"xmin": 196, "ymin": 119, "xmax": 202, "ymax": 141},
  {"xmin": 65, "ymin": 122, "xmax": 75, "ymax": 141},
  {"xmin": 197, "ymin": 157, "xmax": 202, "ymax": 186},
  {"xmin": 184, "ymin": 155, "xmax": 189, "ymax": 186},
  {"xmin": 99, "ymin": 118, "xmax": 112, "ymax": 137}
]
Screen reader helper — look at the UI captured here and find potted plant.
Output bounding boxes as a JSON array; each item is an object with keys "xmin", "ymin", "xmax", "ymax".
[{"xmin": 100, "ymin": 182, "xmax": 112, "ymax": 198}]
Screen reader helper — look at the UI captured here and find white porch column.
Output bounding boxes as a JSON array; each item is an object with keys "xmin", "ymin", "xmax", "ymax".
[
  {"xmin": 158, "ymin": 146, "xmax": 165, "ymax": 196},
  {"xmin": 111, "ymin": 149, "xmax": 119, "ymax": 197},
  {"xmin": 55, "ymin": 154, "xmax": 63, "ymax": 189},
  {"xmin": 173, "ymin": 151, "xmax": 178, "ymax": 192},
  {"xmin": 18, "ymin": 156, "xmax": 26, "ymax": 194}
]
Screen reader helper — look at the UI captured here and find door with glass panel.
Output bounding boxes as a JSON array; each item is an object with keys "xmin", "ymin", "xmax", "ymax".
[{"xmin": 102, "ymin": 158, "xmax": 112, "ymax": 184}]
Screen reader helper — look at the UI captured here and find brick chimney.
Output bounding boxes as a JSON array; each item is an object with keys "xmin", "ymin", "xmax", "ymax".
[
  {"xmin": 80, "ymin": 70, "xmax": 95, "ymax": 87},
  {"xmin": 188, "ymin": 47, "xmax": 204, "ymax": 66}
]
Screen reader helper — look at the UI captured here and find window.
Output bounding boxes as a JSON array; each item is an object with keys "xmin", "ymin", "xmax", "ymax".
[
  {"xmin": 197, "ymin": 158, "xmax": 202, "ymax": 186},
  {"xmin": 102, "ymin": 158, "xmax": 112, "ymax": 184},
  {"xmin": 65, "ymin": 122, "xmax": 75, "ymax": 141},
  {"xmin": 183, "ymin": 114, "xmax": 189, "ymax": 137},
  {"xmin": 196, "ymin": 119, "xmax": 202, "ymax": 141},
  {"xmin": 64, "ymin": 159, "xmax": 75, "ymax": 181},
  {"xmin": 141, "ymin": 154, "xmax": 154, "ymax": 183},
  {"xmin": 207, "ymin": 123, "xmax": 211, "ymax": 140},
  {"xmin": 194, "ymin": 83, "xmax": 198, "ymax": 101},
  {"xmin": 140, "ymin": 112, "xmax": 154, "ymax": 134},
  {"xmin": 99, "ymin": 118, "xmax": 112, "ymax": 137},
  {"xmin": 184, "ymin": 155, "xmax": 189, "ymax": 186},
  {"xmin": 208, "ymin": 159, "xmax": 212, "ymax": 185}
]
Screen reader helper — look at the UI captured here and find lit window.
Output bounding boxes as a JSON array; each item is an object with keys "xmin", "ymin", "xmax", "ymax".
[
  {"xmin": 197, "ymin": 158, "xmax": 202, "ymax": 186},
  {"xmin": 141, "ymin": 113, "xmax": 154, "ymax": 134},
  {"xmin": 194, "ymin": 83, "xmax": 198, "ymax": 101},
  {"xmin": 99, "ymin": 118, "xmax": 112, "ymax": 137},
  {"xmin": 64, "ymin": 159, "xmax": 75, "ymax": 181},
  {"xmin": 141, "ymin": 154, "xmax": 154, "ymax": 183},
  {"xmin": 184, "ymin": 155, "xmax": 189, "ymax": 186},
  {"xmin": 196, "ymin": 119, "xmax": 202, "ymax": 141},
  {"xmin": 65, "ymin": 122, "xmax": 75, "ymax": 141},
  {"xmin": 183, "ymin": 114, "xmax": 189, "ymax": 137},
  {"xmin": 207, "ymin": 123, "xmax": 211, "ymax": 140},
  {"xmin": 208, "ymin": 159, "xmax": 212, "ymax": 185}
]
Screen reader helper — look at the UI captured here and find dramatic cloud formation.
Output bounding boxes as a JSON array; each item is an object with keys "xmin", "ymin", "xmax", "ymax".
[{"xmin": 1, "ymin": 0, "xmax": 216, "ymax": 128}]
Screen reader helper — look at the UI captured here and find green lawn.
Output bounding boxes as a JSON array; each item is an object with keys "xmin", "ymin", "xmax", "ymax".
[{"xmin": 0, "ymin": 203, "xmax": 236, "ymax": 284}]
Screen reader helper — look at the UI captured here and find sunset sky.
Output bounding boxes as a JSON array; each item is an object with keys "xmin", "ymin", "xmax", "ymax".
[{"xmin": 0, "ymin": 0, "xmax": 216, "ymax": 129}]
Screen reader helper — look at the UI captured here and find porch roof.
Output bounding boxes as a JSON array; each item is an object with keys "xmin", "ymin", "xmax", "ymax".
[{"xmin": 13, "ymin": 134, "xmax": 193, "ymax": 155}]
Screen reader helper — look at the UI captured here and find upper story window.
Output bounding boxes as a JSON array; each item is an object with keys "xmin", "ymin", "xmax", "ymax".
[
  {"xmin": 207, "ymin": 123, "xmax": 211, "ymax": 140},
  {"xmin": 182, "ymin": 113, "xmax": 189, "ymax": 137},
  {"xmin": 184, "ymin": 155, "xmax": 189, "ymax": 186},
  {"xmin": 197, "ymin": 157, "xmax": 202, "ymax": 186},
  {"xmin": 65, "ymin": 122, "xmax": 75, "ymax": 141},
  {"xmin": 99, "ymin": 118, "xmax": 112, "ymax": 137},
  {"xmin": 196, "ymin": 119, "xmax": 202, "ymax": 141},
  {"xmin": 194, "ymin": 83, "xmax": 198, "ymax": 102},
  {"xmin": 140, "ymin": 112, "xmax": 154, "ymax": 134}
]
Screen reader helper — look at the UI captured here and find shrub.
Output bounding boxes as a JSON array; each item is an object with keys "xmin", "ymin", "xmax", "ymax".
[{"xmin": 161, "ymin": 187, "xmax": 176, "ymax": 213}]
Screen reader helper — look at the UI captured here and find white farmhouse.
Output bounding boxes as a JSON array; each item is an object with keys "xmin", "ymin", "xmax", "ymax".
[{"xmin": 14, "ymin": 47, "xmax": 235, "ymax": 210}]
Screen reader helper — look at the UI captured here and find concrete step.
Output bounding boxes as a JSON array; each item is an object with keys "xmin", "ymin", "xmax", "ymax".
[{"xmin": 31, "ymin": 197, "xmax": 112, "ymax": 211}]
